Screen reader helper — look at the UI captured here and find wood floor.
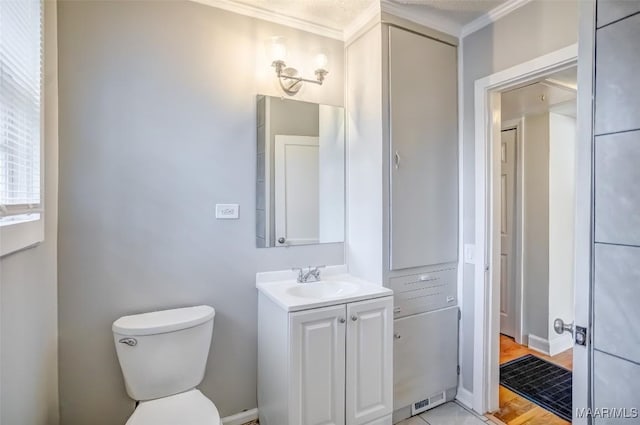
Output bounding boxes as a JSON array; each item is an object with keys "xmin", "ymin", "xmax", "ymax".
[{"xmin": 487, "ymin": 335, "xmax": 572, "ymax": 425}]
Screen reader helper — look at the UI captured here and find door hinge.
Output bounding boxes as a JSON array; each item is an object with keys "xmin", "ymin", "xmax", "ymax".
[{"xmin": 457, "ymin": 365, "xmax": 460, "ymax": 375}]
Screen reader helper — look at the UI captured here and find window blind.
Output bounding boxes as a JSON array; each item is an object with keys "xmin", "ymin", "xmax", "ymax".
[{"xmin": 0, "ymin": 0, "xmax": 42, "ymax": 217}]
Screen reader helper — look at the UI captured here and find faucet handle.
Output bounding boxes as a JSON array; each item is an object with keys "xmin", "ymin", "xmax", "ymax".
[
  {"xmin": 310, "ymin": 265, "xmax": 325, "ymax": 279},
  {"xmin": 292, "ymin": 267, "xmax": 304, "ymax": 282}
]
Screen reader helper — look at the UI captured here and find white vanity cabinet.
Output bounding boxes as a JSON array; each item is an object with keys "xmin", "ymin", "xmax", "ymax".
[{"xmin": 258, "ymin": 292, "xmax": 393, "ymax": 425}]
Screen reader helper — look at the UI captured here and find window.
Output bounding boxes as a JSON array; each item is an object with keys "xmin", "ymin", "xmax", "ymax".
[{"xmin": 0, "ymin": 0, "xmax": 43, "ymax": 256}]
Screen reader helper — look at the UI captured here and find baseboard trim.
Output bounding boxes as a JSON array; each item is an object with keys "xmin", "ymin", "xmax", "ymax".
[
  {"xmin": 455, "ymin": 386, "xmax": 474, "ymax": 410},
  {"xmin": 221, "ymin": 408, "xmax": 258, "ymax": 425},
  {"xmin": 548, "ymin": 333, "xmax": 573, "ymax": 356},
  {"xmin": 527, "ymin": 334, "xmax": 550, "ymax": 355}
]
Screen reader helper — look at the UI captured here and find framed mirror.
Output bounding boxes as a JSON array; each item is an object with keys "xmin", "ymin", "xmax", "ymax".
[{"xmin": 256, "ymin": 95, "xmax": 345, "ymax": 248}]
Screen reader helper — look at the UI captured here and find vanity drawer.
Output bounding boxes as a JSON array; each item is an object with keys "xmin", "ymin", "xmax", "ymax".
[{"xmin": 388, "ymin": 268, "xmax": 456, "ymax": 318}]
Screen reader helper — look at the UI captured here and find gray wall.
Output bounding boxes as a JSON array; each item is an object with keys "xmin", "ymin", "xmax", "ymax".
[
  {"xmin": 56, "ymin": 2, "xmax": 344, "ymax": 424},
  {"xmin": 460, "ymin": 0, "xmax": 579, "ymax": 392},
  {"xmin": 0, "ymin": 2, "xmax": 59, "ymax": 424},
  {"xmin": 521, "ymin": 113, "xmax": 550, "ymax": 341},
  {"xmin": 592, "ymin": 0, "xmax": 640, "ymax": 416}
]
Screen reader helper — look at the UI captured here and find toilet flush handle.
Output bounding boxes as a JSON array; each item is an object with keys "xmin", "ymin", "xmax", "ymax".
[{"xmin": 119, "ymin": 337, "xmax": 137, "ymax": 347}]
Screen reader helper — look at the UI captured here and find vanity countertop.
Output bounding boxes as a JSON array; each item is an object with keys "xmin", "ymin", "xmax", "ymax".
[{"xmin": 256, "ymin": 265, "xmax": 392, "ymax": 312}]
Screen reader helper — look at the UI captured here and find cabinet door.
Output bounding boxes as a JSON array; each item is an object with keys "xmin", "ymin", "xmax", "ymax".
[
  {"xmin": 346, "ymin": 297, "xmax": 393, "ymax": 425},
  {"xmin": 290, "ymin": 304, "xmax": 346, "ymax": 425},
  {"xmin": 389, "ymin": 26, "xmax": 458, "ymax": 270}
]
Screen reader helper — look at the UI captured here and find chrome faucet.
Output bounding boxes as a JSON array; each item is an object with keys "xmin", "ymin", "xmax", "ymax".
[{"xmin": 293, "ymin": 265, "xmax": 326, "ymax": 283}]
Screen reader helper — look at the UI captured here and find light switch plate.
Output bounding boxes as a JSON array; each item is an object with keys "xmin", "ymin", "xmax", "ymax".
[
  {"xmin": 464, "ymin": 244, "xmax": 475, "ymax": 264},
  {"xmin": 216, "ymin": 204, "xmax": 239, "ymax": 219}
]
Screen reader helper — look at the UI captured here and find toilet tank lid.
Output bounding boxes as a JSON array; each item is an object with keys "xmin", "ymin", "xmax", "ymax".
[{"xmin": 113, "ymin": 305, "xmax": 215, "ymax": 336}]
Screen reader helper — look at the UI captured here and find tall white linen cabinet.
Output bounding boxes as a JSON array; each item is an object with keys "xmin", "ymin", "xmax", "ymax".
[{"xmin": 346, "ymin": 13, "xmax": 460, "ymax": 423}]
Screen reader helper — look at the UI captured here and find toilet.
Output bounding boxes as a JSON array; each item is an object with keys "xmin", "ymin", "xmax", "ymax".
[{"xmin": 112, "ymin": 305, "xmax": 220, "ymax": 425}]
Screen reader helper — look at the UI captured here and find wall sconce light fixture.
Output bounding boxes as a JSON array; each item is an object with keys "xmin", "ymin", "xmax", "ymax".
[{"xmin": 270, "ymin": 37, "xmax": 329, "ymax": 96}]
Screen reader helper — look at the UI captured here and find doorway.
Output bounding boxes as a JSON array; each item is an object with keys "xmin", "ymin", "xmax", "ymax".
[
  {"xmin": 489, "ymin": 69, "xmax": 578, "ymax": 424},
  {"xmin": 470, "ymin": 44, "xmax": 580, "ymax": 417}
]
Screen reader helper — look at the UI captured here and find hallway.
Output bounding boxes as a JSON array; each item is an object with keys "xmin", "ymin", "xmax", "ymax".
[{"xmin": 488, "ymin": 335, "xmax": 572, "ymax": 425}]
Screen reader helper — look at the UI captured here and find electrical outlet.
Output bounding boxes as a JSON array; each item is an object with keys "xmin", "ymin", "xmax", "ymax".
[{"xmin": 216, "ymin": 204, "xmax": 239, "ymax": 219}]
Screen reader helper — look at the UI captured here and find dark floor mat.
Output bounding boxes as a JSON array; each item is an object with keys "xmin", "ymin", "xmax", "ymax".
[{"xmin": 500, "ymin": 354, "xmax": 572, "ymax": 422}]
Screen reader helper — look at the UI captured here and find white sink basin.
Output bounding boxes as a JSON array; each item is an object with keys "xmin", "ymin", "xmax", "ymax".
[
  {"xmin": 286, "ymin": 281, "xmax": 359, "ymax": 300},
  {"xmin": 256, "ymin": 266, "xmax": 393, "ymax": 312}
]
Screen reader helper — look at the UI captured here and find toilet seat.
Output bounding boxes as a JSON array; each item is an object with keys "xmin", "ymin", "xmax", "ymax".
[{"xmin": 126, "ymin": 389, "xmax": 221, "ymax": 425}]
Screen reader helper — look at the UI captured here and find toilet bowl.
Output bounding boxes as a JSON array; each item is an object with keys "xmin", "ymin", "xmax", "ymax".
[
  {"xmin": 126, "ymin": 390, "xmax": 220, "ymax": 425},
  {"xmin": 113, "ymin": 305, "xmax": 220, "ymax": 425}
]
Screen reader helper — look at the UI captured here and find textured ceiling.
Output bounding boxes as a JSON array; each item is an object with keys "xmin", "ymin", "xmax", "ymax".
[
  {"xmin": 230, "ymin": 0, "xmax": 377, "ymax": 30},
  {"xmin": 388, "ymin": 0, "xmax": 508, "ymax": 25},
  {"xmin": 228, "ymin": 0, "xmax": 508, "ymax": 32}
]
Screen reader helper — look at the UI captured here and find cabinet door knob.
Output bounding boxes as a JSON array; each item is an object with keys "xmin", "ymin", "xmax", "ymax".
[
  {"xmin": 338, "ymin": 317, "xmax": 346, "ymax": 324},
  {"xmin": 351, "ymin": 315, "xmax": 358, "ymax": 322},
  {"xmin": 394, "ymin": 333, "xmax": 401, "ymax": 340}
]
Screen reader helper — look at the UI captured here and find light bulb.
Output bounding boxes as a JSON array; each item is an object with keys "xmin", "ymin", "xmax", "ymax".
[
  {"xmin": 314, "ymin": 52, "xmax": 328, "ymax": 70},
  {"xmin": 270, "ymin": 36, "xmax": 287, "ymax": 63}
]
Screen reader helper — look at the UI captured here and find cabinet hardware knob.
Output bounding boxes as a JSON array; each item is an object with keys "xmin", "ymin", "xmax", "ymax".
[
  {"xmin": 394, "ymin": 333, "xmax": 401, "ymax": 340},
  {"xmin": 351, "ymin": 315, "xmax": 358, "ymax": 321},
  {"xmin": 278, "ymin": 237, "xmax": 286, "ymax": 244},
  {"xmin": 338, "ymin": 317, "xmax": 346, "ymax": 324}
]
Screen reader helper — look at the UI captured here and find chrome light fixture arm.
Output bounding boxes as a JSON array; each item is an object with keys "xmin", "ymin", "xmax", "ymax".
[{"xmin": 272, "ymin": 60, "xmax": 328, "ymax": 96}]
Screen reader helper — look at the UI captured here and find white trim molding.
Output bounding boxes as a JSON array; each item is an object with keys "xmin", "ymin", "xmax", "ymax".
[
  {"xmin": 529, "ymin": 333, "xmax": 574, "ymax": 357},
  {"xmin": 0, "ymin": 215, "xmax": 44, "ymax": 257},
  {"xmin": 221, "ymin": 408, "xmax": 258, "ymax": 425},
  {"xmin": 461, "ymin": 0, "xmax": 533, "ymax": 38},
  {"xmin": 456, "ymin": 386, "xmax": 474, "ymax": 410},
  {"xmin": 191, "ymin": 0, "xmax": 343, "ymax": 40},
  {"xmin": 456, "ymin": 35, "xmax": 467, "ymax": 402},
  {"xmin": 472, "ymin": 44, "xmax": 578, "ymax": 415},
  {"xmin": 343, "ymin": 1, "xmax": 381, "ymax": 44},
  {"xmin": 380, "ymin": 0, "xmax": 461, "ymax": 37},
  {"xmin": 527, "ymin": 334, "xmax": 550, "ymax": 355}
]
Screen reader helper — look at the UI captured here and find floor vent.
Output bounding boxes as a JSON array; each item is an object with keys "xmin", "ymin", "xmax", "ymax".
[{"xmin": 411, "ymin": 391, "xmax": 446, "ymax": 415}]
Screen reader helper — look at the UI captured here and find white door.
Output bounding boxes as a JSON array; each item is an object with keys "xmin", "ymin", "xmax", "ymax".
[
  {"xmin": 274, "ymin": 135, "xmax": 319, "ymax": 246},
  {"xmin": 568, "ymin": 3, "xmax": 640, "ymax": 422},
  {"xmin": 499, "ymin": 128, "xmax": 517, "ymax": 337},
  {"xmin": 290, "ymin": 305, "xmax": 346, "ymax": 425},
  {"xmin": 346, "ymin": 297, "xmax": 393, "ymax": 425}
]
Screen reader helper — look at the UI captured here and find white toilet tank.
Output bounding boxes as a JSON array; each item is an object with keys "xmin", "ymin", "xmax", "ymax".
[{"xmin": 113, "ymin": 305, "xmax": 215, "ymax": 401}]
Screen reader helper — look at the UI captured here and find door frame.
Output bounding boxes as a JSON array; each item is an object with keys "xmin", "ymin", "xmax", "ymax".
[{"xmin": 471, "ymin": 43, "xmax": 584, "ymax": 415}]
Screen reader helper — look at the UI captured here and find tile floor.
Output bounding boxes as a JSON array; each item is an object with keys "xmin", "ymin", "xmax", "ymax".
[{"xmin": 397, "ymin": 401, "xmax": 490, "ymax": 425}]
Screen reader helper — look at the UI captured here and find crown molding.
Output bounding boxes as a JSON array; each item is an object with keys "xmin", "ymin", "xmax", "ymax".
[
  {"xmin": 461, "ymin": 0, "xmax": 533, "ymax": 38},
  {"xmin": 343, "ymin": 1, "xmax": 381, "ymax": 44},
  {"xmin": 191, "ymin": 0, "xmax": 343, "ymax": 40},
  {"xmin": 380, "ymin": 0, "xmax": 461, "ymax": 37},
  {"xmin": 191, "ymin": 0, "xmax": 534, "ymax": 42}
]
